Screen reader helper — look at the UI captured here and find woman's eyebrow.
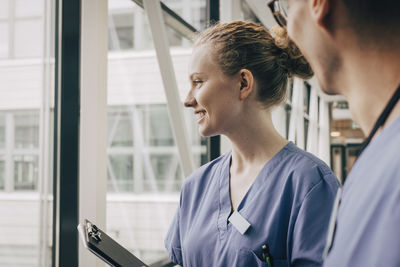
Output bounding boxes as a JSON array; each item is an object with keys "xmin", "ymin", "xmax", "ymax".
[{"xmin": 189, "ymin": 72, "xmax": 205, "ymax": 79}]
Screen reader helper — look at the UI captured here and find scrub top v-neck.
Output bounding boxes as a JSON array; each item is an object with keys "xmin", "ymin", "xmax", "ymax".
[{"xmin": 165, "ymin": 142, "xmax": 339, "ymax": 267}]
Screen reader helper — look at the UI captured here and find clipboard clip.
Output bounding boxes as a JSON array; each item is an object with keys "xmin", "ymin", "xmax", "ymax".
[{"xmin": 86, "ymin": 221, "xmax": 102, "ymax": 243}]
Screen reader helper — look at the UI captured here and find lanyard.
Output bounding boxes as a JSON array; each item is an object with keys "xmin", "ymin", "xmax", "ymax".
[{"xmin": 356, "ymin": 85, "xmax": 400, "ymax": 159}]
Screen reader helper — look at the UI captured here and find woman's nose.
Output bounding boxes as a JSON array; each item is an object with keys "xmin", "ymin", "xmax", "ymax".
[{"xmin": 184, "ymin": 91, "xmax": 196, "ymax": 108}]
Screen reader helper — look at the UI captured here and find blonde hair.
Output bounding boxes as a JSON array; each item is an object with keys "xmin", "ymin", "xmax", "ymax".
[{"xmin": 195, "ymin": 21, "xmax": 313, "ymax": 107}]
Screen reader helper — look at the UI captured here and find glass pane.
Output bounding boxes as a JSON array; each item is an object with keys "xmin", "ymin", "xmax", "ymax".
[
  {"xmin": 0, "ymin": 114, "xmax": 5, "ymax": 148},
  {"xmin": 13, "ymin": 154, "xmax": 39, "ymax": 190},
  {"xmin": 0, "ymin": 0, "xmax": 8, "ymax": 19},
  {"xmin": 108, "ymin": 12, "xmax": 134, "ymax": 50},
  {"xmin": 108, "ymin": 107, "xmax": 134, "ymax": 147},
  {"xmin": 143, "ymin": 154, "xmax": 183, "ymax": 192},
  {"xmin": 162, "ymin": 0, "xmax": 206, "ymax": 30},
  {"xmin": 0, "ymin": 0, "xmax": 7, "ymax": 19},
  {"xmin": 139, "ymin": 104, "xmax": 174, "ymax": 146},
  {"xmin": 0, "ymin": 0, "xmax": 54, "ymax": 265},
  {"xmin": 108, "ymin": 154, "xmax": 134, "ymax": 192},
  {"xmin": 107, "ymin": 0, "xmax": 207, "ymax": 264},
  {"xmin": 14, "ymin": 112, "xmax": 39, "ymax": 149},
  {"xmin": 14, "ymin": 19, "xmax": 43, "ymax": 58},
  {"xmin": 15, "ymin": 0, "xmax": 43, "ymax": 18},
  {"xmin": 0, "ymin": 160, "xmax": 4, "ymax": 190},
  {"xmin": 0, "ymin": 22, "xmax": 8, "ymax": 58}
]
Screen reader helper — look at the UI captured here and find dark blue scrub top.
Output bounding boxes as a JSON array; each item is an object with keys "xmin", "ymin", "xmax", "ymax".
[{"xmin": 165, "ymin": 142, "xmax": 339, "ymax": 267}]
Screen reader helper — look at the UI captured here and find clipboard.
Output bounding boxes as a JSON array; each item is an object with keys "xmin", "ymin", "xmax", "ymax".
[{"xmin": 78, "ymin": 219, "xmax": 148, "ymax": 267}]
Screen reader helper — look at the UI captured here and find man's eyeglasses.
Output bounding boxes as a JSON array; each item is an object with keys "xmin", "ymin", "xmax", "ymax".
[{"xmin": 267, "ymin": 0, "xmax": 289, "ymax": 28}]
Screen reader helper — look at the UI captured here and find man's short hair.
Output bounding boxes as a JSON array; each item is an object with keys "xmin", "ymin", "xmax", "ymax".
[{"xmin": 342, "ymin": 0, "xmax": 400, "ymax": 35}]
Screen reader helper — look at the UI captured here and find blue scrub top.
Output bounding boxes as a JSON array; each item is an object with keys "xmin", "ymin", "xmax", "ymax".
[
  {"xmin": 165, "ymin": 142, "xmax": 339, "ymax": 267},
  {"xmin": 324, "ymin": 115, "xmax": 400, "ymax": 267}
]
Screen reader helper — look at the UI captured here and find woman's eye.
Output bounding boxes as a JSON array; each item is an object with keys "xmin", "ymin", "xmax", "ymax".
[{"xmin": 193, "ymin": 80, "xmax": 203, "ymax": 86}]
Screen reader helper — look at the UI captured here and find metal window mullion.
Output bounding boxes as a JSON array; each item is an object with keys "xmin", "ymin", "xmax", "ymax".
[
  {"xmin": 132, "ymin": 0, "xmax": 197, "ymax": 40},
  {"xmin": 79, "ymin": 0, "xmax": 108, "ymax": 266},
  {"xmin": 52, "ymin": 0, "xmax": 81, "ymax": 266},
  {"xmin": 132, "ymin": 107, "xmax": 144, "ymax": 193},
  {"xmin": 206, "ymin": 0, "xmax": 221, "ymax": 161},
  {"xmin": 143, "ymin": 0, "xmax": 195, "ymax": 177},
  {"xmin": 38, "ymin": 0, "xmax": 53, "ymax": 262},
  {"xmin": 133, "ymin": 7, "xmax": 144, "ymax": 50}
]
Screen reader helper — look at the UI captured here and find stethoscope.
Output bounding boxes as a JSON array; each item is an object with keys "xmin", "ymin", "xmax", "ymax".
[{"xmin": 323, "ymin": 84, "xmax": 400, "ymax": 258}]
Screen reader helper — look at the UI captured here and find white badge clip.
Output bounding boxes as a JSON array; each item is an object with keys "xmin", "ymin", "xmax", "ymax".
[{"xmin": 228, "ymin": 210, "xmax": 251, "ymax": 235}]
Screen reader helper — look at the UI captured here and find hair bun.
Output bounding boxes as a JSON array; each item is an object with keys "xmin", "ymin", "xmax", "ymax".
[{"xmin": 271, "ymin": 25, "xmax": 314, "ymax": 79}]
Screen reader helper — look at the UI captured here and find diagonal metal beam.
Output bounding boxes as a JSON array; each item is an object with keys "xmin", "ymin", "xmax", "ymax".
[
  {"xmin": 243, "ymin": 0, "xmax": 277, "ymax": 29},
  {"xmin": 143, "ymin": 0, "xmax": 195, "ymax": 177},
  {"xmin": 132, "ymin": 0, "xmax": 197, "ymax": 39}
]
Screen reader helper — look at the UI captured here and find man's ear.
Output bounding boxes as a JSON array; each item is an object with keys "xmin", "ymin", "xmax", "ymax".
[
  {"xmin": 238, "ymin": 69, "xmax": 254, "ymax": 101},
  {"xmin": 310, "ymin": 0, "xmax": 333, "ymax": 33}
]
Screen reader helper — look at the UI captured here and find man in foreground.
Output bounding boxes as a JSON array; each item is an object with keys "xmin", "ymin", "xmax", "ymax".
[{"xmin": 268, "ymin": 0, "xmax": 400, "ymax": 266}]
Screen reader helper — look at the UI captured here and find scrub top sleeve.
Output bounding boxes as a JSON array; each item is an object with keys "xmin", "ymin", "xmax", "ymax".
[
  {"xmin": 165, "ymin": 200, "xmax": 184, "ymax": 266},
  {"xmin": 290, "ymin": 175, "xmax": 338, "ymax": 267}
]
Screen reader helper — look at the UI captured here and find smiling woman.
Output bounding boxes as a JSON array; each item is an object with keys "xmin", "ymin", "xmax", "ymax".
[
  {"xmin": 185, "ymin": 44, "xmax": 242, "ymax": 137},
  {"xmin": 165, "ymin": 21, "xmax": 339, "ymax": 267}
]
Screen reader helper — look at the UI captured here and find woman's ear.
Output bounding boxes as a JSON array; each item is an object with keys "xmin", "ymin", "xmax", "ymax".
[{"xmin": 238, "ymin": 69, "xmax": 254, "ymax": 101}]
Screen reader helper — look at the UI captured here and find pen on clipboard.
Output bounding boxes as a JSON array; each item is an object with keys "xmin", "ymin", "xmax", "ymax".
[{"xmin": 262, "ymin": 244, "xmax": 273, "ymax": 267}]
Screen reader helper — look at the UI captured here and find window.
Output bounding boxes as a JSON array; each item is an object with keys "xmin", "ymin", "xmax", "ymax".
[
  {"xmin": 14, "ymin": 19, "xmax": 43, "ymax": 58},
  {"xmin": 0, "ymin": 0, "xmax": 44, "ymax": 59},
  {"xmin": 107, "ymin": 104, "xmax": 205, "ymax": 194},
  {"xmin": 13, "ymin": 112, "xmax": 39, "ymax": 191},
  {"xmin": 109, "ymin": 12, "xmax": 135, "ymax": 50},
  {"xmin": 13, "ymin": 154, "xmax": 38, "ymax": 190},
  {"xmin": 0, "ymin": 114, "xmax": 5, "ymax": 148},
  {"xmin": 14, "ymin": 113, "xmax": 39, "ymax": 149},
  {"xmin": 139, "ymin": 104, "xmax": 174, "ymax": 146},
  {"xmin": 106, "ymin": 0, "xmax": 207, "ymax": 264},
  {"xmin": 0, "ymin": 22, "xmax": 7, "ymax": 58},
  {"xmin": 0, "ymin": 111, "xmax": 40, "ymax": 191},
  {"xmin": 0, "ymin": 158, "xmax": 4, "ymax": 190},
  {"xmin": 0, "ymin": 0, "xmax": 54, "ymax": 265}
]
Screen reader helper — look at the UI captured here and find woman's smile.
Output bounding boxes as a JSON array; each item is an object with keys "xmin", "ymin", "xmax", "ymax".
[{"xmin": 195, "ymin": 110, "xmax": 207, "ymax": 123}]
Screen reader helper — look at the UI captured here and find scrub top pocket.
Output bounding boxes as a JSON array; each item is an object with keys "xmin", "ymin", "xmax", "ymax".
[
  {"xmin": 236, "ymin": 249, "xmax": 267, "ymax": 267},
  {"xmin": 236, "ymin": 249, "xmax": 289, "ymax": 267}
]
